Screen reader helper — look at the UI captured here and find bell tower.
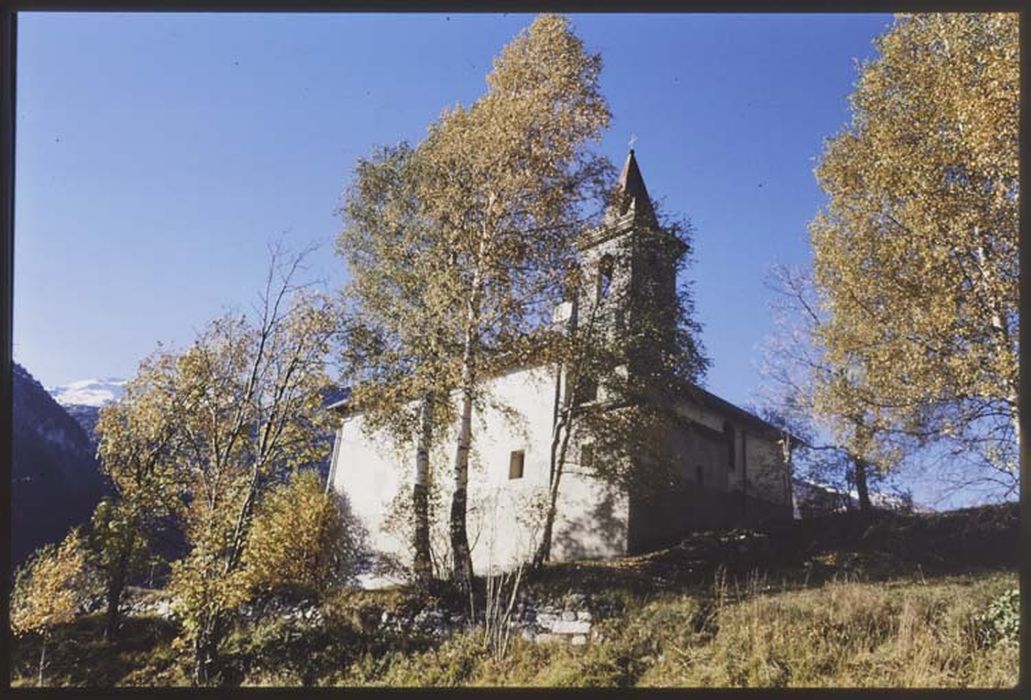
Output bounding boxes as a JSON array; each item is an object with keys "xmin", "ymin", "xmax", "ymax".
[{"xmin": 576, "ymin": 149, "xmax": 685, "ymax": 384}]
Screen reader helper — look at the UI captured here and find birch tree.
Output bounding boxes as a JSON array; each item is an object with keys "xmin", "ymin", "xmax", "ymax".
[
  {"xmin": 90, "ymin": 350, "xmax": 182, "ymax": 639},
  {"xmin": 759, "ymin": 266, "xmax": 904, "ymax": 512},
  {"xmin": 165, "ymin": 248, "xmax": 338, "ymax": 685},
  {"xmin": 416, "ymin": 13, "xmax": 611, "ymax": 591},
  {"xmin": 11, "ymin": 529, "xmax": 92, "ymax": 686},
  {"xmin": 337, "ymin": 143, "xmax": 458, "ymax": 585},
  {"xmin": 810, "ymin": 13, "xmax": 1019, "ymax": 495},
  {"xmin": 242, "ymin": 469, "xmax": 365, "ymax": 599}
]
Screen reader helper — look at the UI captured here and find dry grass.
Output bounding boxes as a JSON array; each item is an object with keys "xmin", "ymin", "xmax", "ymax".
[
  {"xmin": 10, "ymin": 505, "xmax": 1019, "ymax": 688},
  {"xmin": 637, "ymin": 571, "xmax": 1017, "ymax": 687},
  {"xmin": 330, "ymin": 570, "xmax": 1017, "ymax": 688},
  {"xmin": 14, "ymin": 572, "xmax": 1018, "ymax": 688}
]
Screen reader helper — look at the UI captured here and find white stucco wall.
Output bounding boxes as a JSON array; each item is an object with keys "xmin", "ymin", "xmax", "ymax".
[
  {"xmin": 328, "ymin": 364, "xmax": 630, "ymax": 586},
  {"xmin": 742, "ymin": 431, "xmax": 793, "ymax": 506},
  {"xmin": 329, "ymin": 367, "xmax": 788, "ymax": 587}
]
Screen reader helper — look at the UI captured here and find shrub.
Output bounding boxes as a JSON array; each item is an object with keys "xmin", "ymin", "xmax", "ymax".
[
  {"xmin": 243, "ymin": 469, "xmax": 368, "ymax": 600},
  {"xmin": 10, "ymin": 529, "xmax": 97, "ymax": 686},
  {"xmin": 976, "ymin": 588, "xmax": 1019, "ymax": 648}
]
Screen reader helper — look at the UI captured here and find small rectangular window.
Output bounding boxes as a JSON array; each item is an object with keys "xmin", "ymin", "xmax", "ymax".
[
  {"xmin": 580, "ymin": 443, "xmax": 595, "ymax": 469},
  {"xmin": 509, "ymin": 450, "xmax": 525, "ymax": 480}
]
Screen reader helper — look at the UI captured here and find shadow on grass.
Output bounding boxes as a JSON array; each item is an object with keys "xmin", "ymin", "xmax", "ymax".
[
  {"xmin": 9, "ymin": 503, "xmax": 1018, "ymax": 687},
  {"xmin": 11, "ymin": 613, "xmax": 182, "ymax": 687},
  {"xmin": 525, "ymin": 502, "xmax": 1018, "ymax": 601}
]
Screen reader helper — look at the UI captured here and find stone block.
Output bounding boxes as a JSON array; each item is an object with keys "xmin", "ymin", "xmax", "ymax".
[
  {"xmin": 561, "ymin": 611, "xmax": 577, "ymax": 621},
  {"xmin": 571, "ymin": 635, "xmax": 587, "ymax": 646},
  {"xmin": 577, "ymin": 611, "xmax": 592, "ymax": 622},
  {"xmin": 550, "ymin": 619, "xmax": 591, "ymax": 635}
]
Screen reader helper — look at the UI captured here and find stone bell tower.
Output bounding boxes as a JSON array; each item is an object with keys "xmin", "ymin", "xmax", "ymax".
[{"xmin": 575, "ymin": 148, "xmax": 685, "ymax": 386}]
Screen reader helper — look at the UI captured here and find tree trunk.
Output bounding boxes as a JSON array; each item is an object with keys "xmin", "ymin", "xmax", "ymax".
[
  {"xmin": 854, "ymin": 457, "xmax": 872, "ymax": 513},
  {"xmin": 192, "ymin": 636, "xmax": 208, "ymax": 686},
  {"xmin": 535, "ymin": 292, "xmax": 596, "ymax": 569},
  {"xmin": 104, "ymin": 540, "xmax": 133, "ymax": 640},
  {"xmin": 1008, "ymin": 396, "xmax": 1020, "ymax": 478},
  {"xmin": 191, "ymin": 604, "xmax": 232, "ymax": 687},
  {"xmin": 533, "ymin": 455, "xmax": 560, "ymax": 568},
  {"xmin": 450, "ymin": 257, "xmax": 485, "ymax": 593},
  {"xmin": 37, "ymin": 632, "xmax": 47, "ymax": 687},
  {"xmin": 192, "ymin": 614, "xmax": 223, "ymax": 687},
  {"xmin": 449, "ymin": 379, "xmax": 475, "ymax": 592},
  {"xmin": 533, "ymin": 391, "xmax": 575, "ymax": 569},
  {"xmin": 412, "ymin": 393, "xmax": 434, "ymax": 584},
  {"xmin": 103, "ymin": 573, "xmax": 127, "ymax": 642}
]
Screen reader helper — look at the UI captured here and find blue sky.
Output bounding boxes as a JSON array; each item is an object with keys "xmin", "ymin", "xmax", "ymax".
[
  {"xmin": 15, "ymin": 12, "xmax": 892, "ymax": 395},
  {"xmin": 20, "ymin": 12, "xmax": 1000, "ymax": 508}
]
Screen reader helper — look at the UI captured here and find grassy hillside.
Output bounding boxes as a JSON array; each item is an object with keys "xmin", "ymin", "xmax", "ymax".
[
  {"xmin": 335, "ymin": 572, "xmax": 1017, "ymax": 688},
  {"xmin": 10, "ymin": 504, "xmax": 1019, "ymax": 688}
]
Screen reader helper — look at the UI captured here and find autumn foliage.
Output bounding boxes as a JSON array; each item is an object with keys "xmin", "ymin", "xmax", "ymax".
[
  {"xmin": 244, "ymin": 469, "xmax": 366, "ymax": 599},
  {"xmin": 810, "ymin": 13, "xmax": 1018, "ymax": 492}
]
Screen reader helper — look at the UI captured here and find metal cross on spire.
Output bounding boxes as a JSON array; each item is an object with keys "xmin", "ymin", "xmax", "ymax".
[{"xmin": 628, "ymin": 133, "xmax": 638, "ymax": 150}]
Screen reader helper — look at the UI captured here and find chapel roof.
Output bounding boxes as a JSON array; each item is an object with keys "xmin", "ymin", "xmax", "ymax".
[{"xmin": 681, "ymin": 383, "xmax": 801, "ymax": 446}]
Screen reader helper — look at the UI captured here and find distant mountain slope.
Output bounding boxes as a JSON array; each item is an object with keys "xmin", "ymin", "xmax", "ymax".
[
  {"xmin": 12, "ymin": 363, "xmax": 108, "ymax": 564},
  {"xmin": 48, "ymin": 377, "xmax": 126, "ymax": 439}
]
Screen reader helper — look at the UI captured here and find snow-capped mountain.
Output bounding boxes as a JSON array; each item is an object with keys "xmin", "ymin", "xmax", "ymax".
[
  {"xmin": 49, "ymin": 377, "xmax": 126, "ymax": 407},
  {"xmin": 48, "ymin": 377, "xmax": 126, "ymax": 440}
]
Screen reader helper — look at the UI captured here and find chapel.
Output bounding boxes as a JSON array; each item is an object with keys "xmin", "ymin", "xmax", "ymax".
[{"xmin": 327, "ymin": 150, "xmax": 795, "ymax": 583}]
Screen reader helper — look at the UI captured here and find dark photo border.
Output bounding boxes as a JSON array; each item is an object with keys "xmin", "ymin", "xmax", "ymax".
[{"xmin": 0, "ymin": 2, "xmax": 1027, "ymax": 698}]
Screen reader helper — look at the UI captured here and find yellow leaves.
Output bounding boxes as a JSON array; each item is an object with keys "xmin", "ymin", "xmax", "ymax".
[
  {"xmin": 96, "ymin": 350, "xmax": 182, "ymax": 525},
  {"xmin": 808, "ymin": 12, "xmax": 1018, "ymax": 399},
  {"xmin": 11, "ymin": 530, "xmax": 90, "ymax": 637},
  {"xmin": 241, "ymin": 469, "xmax": 356, "ymax": 598},
  {"xmin": 87, "ymin": 251, "xmax": 342, "ymax": 678},
  {"xmin": 810, "ymin": 12, "xmax": 1017, "ymax": 466},
  {"xmin": 339, "ymin": 13, "xmax": 614, "ymax": 448},
  {"xmin": 168, "ymin": 554, "xmax": 251, "ymax": 640},
  {"xmin": 418, "ymin": 13, "xmax": 610, "ymax": 243}
]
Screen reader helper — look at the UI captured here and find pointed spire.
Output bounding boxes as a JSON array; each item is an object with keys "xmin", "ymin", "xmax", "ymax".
[{"xmin": 614, "ymin": 148, "xmax": 656, "ymax": 223}]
